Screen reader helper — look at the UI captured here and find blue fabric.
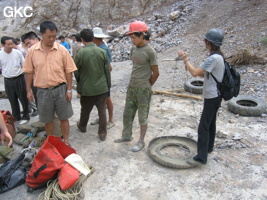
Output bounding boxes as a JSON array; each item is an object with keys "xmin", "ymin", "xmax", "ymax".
[
  {"xmin": 61, "ymin": 41, "xmax": 70, "ymax": 51},
  {"xmin": 99, "ymin": 42, "xmax": 111, "ymax": 63}
]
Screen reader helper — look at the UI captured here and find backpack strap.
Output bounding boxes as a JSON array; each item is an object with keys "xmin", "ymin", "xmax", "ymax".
[
  {"xmin": 209, "ymin": 51, "xmax": 224, "ymax": 82},
  {"xmin": 209, "ymin": 51, "xmax": 224, "ymax": 97},
  {"xmin": 210, "ymin": 73, "xmax": 219, "ymax": 83}
]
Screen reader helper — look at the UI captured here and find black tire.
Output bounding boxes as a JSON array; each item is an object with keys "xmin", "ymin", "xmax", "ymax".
[
  {"xmin": 184, "ymin": 78, "xmax": 204, "ymax": 94},
  {"xmin": 147, "ymin": 136, "xmax": 197, "ymax": 169},
  {"xmin": 227, "ymin": 95, "xmax": 267, "ymax": 116}
]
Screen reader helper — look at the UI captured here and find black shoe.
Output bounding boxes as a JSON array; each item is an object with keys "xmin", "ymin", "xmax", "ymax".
[
  {"xmin": 77, "ymin": 121, "xmax": 86, "ymax": 133},
  {"xmin": 187, "ymin": 158, "xmax": 203, "ymax": 166},
  {"xmin": 187, "ymin": 157, "xmax": 206, "ymax": 166}
]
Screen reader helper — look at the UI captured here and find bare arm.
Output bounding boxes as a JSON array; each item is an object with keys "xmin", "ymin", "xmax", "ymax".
[
  {"xmin": 25, "ymin": 73, "xmax": 34, "ymax": 102},
  {"xmin": 178, "ymin": 50, "xmax": 204, "ymax": 77},
  {"xmin": 0, "ymin": 113, "xmax": 12, "ymax": 147},
  {"xmin": 65, "ymin": 72, "xmax": 73, "ymax": 101},
  {"xmin": 150, "ymin": 65, "xmax": 159, "ymax": 86}
]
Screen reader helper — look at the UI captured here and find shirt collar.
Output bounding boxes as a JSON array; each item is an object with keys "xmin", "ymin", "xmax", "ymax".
[
  {"xmin": 84, "ymin": 43, "xmax": 96, "ymax": 47},
  {"xmin": 35, "ymin": 40, "xmax": 59, "ymax": 51}
]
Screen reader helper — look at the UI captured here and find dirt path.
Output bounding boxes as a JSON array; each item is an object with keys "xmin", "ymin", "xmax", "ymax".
[{"xmin": 0, "ymin": 51, "xmax": 266, "ymax": 200}]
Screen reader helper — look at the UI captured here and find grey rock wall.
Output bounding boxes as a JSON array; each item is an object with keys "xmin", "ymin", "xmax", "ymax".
[{"xmin": 0, "ymin": 0, "xmax": 177, "ymax": 37}]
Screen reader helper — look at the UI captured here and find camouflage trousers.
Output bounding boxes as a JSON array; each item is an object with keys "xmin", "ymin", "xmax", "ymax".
[{"xmin": 122, "ymin": 86, "xmax": 152, "ymax": 139}]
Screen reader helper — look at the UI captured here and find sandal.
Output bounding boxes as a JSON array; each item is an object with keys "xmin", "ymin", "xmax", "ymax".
[
  {"xmin": 131, "ymin": 142, "xmax": 145, "ymax": 152},
  {"xmin": 107, "ymin": 122, "xmax": 115, "ymax": 129},
  {"xmin": 114, "ymin": 137, "xmax": 133, "ymax": 143}
]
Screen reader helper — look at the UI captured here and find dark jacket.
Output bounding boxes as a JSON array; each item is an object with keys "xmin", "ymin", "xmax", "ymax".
[{"xmin": 74, "ymin": 43, "xmax": 111, "ymax": 96}]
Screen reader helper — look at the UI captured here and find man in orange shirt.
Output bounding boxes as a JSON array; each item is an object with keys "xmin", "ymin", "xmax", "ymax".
[{"xmin": 23, "ymin": 21, "xmax": 77, "ymax": 144}]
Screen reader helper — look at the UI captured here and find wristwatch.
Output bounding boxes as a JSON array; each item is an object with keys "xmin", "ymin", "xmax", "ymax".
[{"xmin": 67, "ymin": 90, "xmax": 72, "ymax": 93}]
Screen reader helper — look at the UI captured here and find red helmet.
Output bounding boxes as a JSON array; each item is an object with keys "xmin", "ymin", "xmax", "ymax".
[{"xmin": 125, "ymin": 21, "xmax": 148, "ymax": 35}]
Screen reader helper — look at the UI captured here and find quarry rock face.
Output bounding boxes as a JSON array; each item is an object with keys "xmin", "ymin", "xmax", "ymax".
[{"xmin": 0, "ymin": 0, "xmax": 176, "ymax": 37}]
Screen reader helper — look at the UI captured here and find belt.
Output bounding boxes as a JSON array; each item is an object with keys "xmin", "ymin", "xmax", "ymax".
[
  {"xmin": 44, "ymin": 83, "xmax": 66, "ymax": 90},
  {"xmin": 5, "ymin": 73, "xmax": 24, "ymax": 80}
]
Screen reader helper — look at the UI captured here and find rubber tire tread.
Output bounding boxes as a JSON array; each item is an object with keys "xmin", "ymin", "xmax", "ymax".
[
  {"xmin": 148, "ymin": 136, "xmax": 197, "ymax": 169},
  {"xmin": 184, "ymin": 78, "xmax": 204, "ymax": 94},
  {"xmin": 227, "ymin": 95, "xmax": 267, "ymax": 116}
]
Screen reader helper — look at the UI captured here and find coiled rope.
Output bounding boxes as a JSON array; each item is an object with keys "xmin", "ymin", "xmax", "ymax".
[{"xmin": 38, "ymin": 166, "xmax": 95, "ymax": 200}]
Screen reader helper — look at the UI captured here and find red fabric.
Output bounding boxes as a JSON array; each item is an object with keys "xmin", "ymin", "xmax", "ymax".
[
  {"xmin": 26, "ymin": 136, "xmax": 76, "ymax": 189},
  {"xmin": 1, "ymin": 110, "xmax": 16, "ymax": 138},
  {"xmin": 58, "ymin": 162, "xmax": 79, "ymax": 190}
]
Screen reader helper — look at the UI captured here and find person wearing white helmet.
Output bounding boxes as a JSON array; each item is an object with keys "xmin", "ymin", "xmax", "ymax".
[
  {"xmin": 91, "ymin": 27, "xmax": 114, "ymax": 130},
  {"xmin": 114, "ymin": 21, "xmax": 160, "ymax": 152},
  {"xmin": 178, "ymin": 28, "xmax": 225, "ymax": 165}
]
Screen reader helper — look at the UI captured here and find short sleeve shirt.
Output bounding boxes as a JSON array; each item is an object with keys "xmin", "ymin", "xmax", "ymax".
[
  {"xmin": 23, "ymin": 41, "xmax": 77, "ymax": 88},
  {"xmin": 0, "ymin": 49, "xmax": 24, "ymax": 78},
  {"xmin": 200, "ymin": 54, "xmax": 224, "ymax": 99},
  {"xmin": 129, "ymin": 44, "xmax": 158, "ymax": 88}
]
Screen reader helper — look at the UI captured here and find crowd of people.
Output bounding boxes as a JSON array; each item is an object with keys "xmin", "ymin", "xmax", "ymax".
[{"xmin": 0, "ymin": 20, "xmax": 225, "ymax": 165}]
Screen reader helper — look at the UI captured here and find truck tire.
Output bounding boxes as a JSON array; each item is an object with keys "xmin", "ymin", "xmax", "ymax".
[
  {"xmin": 184, "ymin": 78, "xmax": 204, "ymax": 94},
  {"xmin": 227, "ymin": 95, "xmax": 267, "ymax": 116},
  {"xmin": 148, "ymin": 136, "xmax": 197, "ymax": 169}
]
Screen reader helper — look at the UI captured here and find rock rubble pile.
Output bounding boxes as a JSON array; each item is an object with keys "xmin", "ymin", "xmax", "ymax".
[{"xmin": 105, "ymin": 2, "xmax": 194, "ymax": 62}]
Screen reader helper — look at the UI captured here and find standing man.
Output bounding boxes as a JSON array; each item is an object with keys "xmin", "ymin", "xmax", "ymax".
[
  {"xmin": 74, "ymin": 29, "xmax": 111, "ymax": 141},
  {"xmin": 72, "ymin": 33, "xmax": 83, "ymax": 59},
  {"xmin": 21, "ymin": 31, "xmax": 40, "ymax": 117},
  {"xmin": 23, "ymin": 21, "xmax": 77, "ymax": 144},
  {"xmin": 92, "ymin": 27, "xmax": 114, "ymax": 129},
  {"xmin": 12, "ymin": 38, "xmax": 27, "ymax": 57},
  {"xmin": 0, "ymin": 36, "xmax": 29, "ymax": 125},
  {"xmin": 114, "ymin": 21, "xmax": 159, "ymax": 152},
  {"xmin": 21, "ymin": 31, "xmax": 40, "ymax": 49},
  {"xmin": 70, "ymin": 34, "xmax": 77, "ymax": 56},
  {"xmin": 58, "ymin": 35, "xmax": 70, "ymax": 52}
]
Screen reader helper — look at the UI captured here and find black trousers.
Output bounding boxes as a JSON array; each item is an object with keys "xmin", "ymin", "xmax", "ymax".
[
  {"xmin": 195, "ymin": 96, "xmax": 221, "ymax": 164},
  {"xmin": 79, "ymin": 93, "xmax": 107, "ymax": 136},
  {"xmin": 4, "ymin": 74, "xmax": 29, "ymax": 120}
]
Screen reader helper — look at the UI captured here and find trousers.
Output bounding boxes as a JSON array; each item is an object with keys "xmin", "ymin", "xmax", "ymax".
[
  {"xmin": 195, "ymin": 96, "xmax": 221, "ymax": 163},
  {"xmin": 122, "ymin": 86, "xmax": 152, "ymax": 139},
  {"xmin": 79, "ymin": 93, "xmax": 107, "ymax": 136},
  {"xmin": 4, "ymin": 74, "xmax": 29, "ymax": 121}
]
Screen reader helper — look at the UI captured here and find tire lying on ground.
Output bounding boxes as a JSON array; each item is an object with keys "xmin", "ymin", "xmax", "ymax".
[
  {"xmin": 148, "ymin": 136, "xmax": 197, "ymax": 169},
  {"xmin": 227, "ymin": 95, "xmax": 267, "ymax": 116},
  {"xmin": 184, "ymin": 78, "xmax": 204, "ymax": 94}
]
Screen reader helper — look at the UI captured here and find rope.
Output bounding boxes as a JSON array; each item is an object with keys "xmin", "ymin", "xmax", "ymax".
[
  {"xmin": 38, "ymin": 166, "xmax": 95, "ymax": 200},
  {"xmin": 158, "ymin": 57, "xmax": 199, "ymax": 153},
  {"xmin": 184, "ymin": 62, "xmax": 200, "ymax": 129}
]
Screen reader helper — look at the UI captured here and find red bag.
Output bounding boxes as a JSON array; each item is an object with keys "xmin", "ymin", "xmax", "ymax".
[
  {"xmin": 1, "ymin": 110, "xmax": 16, "ymax": 138},
  {"xmin": 58, "ymin": 162, "xmax": 79, "ymax": 190},
  {"xmin": 26, "ymin": 136, "xmax": 76, "ymax": 189}
]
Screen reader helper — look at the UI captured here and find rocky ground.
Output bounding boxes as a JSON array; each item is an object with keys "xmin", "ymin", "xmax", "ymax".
[{"xmin": 0, "ymin": 0, "xmax": 267, "ymax": 200}]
